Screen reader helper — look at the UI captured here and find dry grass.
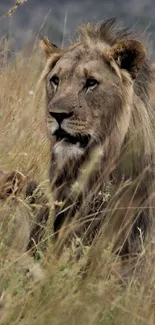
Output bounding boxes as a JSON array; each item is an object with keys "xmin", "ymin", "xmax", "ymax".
[
  {"xmin": 0, "ymin": 0, "xmax": 28, "ymax": 21},
  {"xmin": 0, "ymin": 36, "xmax": 155, "ymax": 325}
]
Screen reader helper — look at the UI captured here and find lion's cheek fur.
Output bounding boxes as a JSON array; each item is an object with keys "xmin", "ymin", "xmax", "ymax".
[{"xmin": 93, "ymin": 82, "xmax": 133, "ymax": 142}]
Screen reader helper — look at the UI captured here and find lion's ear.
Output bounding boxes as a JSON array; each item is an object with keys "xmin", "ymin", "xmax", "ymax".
[
  {"xmin": 41, "ymin": 37, "xmax": 61, "ymax": 58},
  {"xmin": 108, "ymin": 40, "xmax": 146, "ymax": 79}
]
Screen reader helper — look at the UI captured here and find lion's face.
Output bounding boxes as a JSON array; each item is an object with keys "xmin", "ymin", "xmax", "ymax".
[{"xmin": 42, "ymin": 37, "xmax": 146, "ymax": 162}]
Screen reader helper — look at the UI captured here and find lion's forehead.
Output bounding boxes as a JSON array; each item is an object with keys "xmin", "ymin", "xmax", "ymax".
[{"xmin": 54, "ymin": 48, "xmax": 109, "ymax": 79}]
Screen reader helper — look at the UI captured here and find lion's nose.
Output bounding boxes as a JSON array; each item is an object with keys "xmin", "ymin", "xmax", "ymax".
[{"xmin": 50, "ymin": 111, "xmax": 73, "ymax": 125}]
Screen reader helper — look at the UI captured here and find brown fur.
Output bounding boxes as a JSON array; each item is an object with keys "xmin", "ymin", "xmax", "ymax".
[{"xmin": 41, "ymin": 18, "xmax": 155, "ymax": 256}]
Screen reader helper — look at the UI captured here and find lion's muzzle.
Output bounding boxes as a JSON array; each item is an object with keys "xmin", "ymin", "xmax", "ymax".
[
  {"xmin": 49, "ymin": 110, "xmax": 91, "ymax": 149},
  {"xmin": 50, "ymin": 111, "xmax": 73, "ymax": 125}
]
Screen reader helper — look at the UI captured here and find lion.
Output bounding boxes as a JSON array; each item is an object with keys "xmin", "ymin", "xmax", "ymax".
[{"xmin": 40, "ymin": 18, "xmax": 155, "ymax": 256}]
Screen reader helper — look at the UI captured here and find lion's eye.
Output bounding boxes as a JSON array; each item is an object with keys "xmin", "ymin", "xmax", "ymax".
[
  {"xmin": 50, "ymin": 75, "xmax": 59, "ymax": 86},
  {"xmin": 85, "ymin": 78, "xmax": 99, "ymax": 89}
]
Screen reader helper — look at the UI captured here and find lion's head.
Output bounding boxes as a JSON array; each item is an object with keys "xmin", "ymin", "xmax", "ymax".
[{"xmin": 41, "ymin": 18, "xmax": 150, "ymax": 171}]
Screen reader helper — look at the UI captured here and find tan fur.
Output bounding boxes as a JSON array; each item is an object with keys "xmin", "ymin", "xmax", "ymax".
[{"xmin": 41, "ymin": 19, "xmax": 155, "ymax": 256}]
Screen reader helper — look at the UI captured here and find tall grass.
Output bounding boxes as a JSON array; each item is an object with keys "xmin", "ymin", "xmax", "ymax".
[
  {"xmin": 0, "ymin": 0, "xmax": 27, "ymax": 21},
  {"xmin": 0, "ymin": 32, "xmax": 155, "ymax": 325}
]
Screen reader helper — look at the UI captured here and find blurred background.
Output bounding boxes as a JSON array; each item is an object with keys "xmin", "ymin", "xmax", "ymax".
[{"xmin": 0, "ymin": 0, "xmax": 155, "ymax": 57}]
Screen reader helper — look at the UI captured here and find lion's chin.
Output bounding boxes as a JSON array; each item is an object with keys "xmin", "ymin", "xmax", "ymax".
[{"xmin": 53, "ymin": 140, "xmax": 84, "ymax": 161}]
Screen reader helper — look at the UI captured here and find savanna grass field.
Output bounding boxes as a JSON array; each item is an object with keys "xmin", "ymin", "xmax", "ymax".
[{"xmin": 1, "ymin": 1, "xmax": 155, "ymax": 325}]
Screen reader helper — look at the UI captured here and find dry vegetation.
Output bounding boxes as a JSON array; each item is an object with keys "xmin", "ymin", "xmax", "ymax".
[{"xmin": 1, "ymin": 9, "xmax": 155, "ymax": 325}]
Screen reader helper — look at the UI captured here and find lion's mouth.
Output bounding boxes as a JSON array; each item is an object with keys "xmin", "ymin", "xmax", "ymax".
[{"xmin": 53, "ymin": 129, "xmax": 90, "ymax": 148}]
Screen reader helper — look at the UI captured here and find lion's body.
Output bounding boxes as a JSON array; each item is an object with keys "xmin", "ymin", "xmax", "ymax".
[{"xmin": 42, "ymin": 19, "xmax": 155, "ymax": 255}]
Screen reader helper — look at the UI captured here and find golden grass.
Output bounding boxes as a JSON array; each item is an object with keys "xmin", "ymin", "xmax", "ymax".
[
  {"xmin": 0, "ymin": 37, "xmax": 155, "ymax": 325},
  {"xmin": 0, "ymin": 0, "xmax": 27, "ymax": 21}
]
